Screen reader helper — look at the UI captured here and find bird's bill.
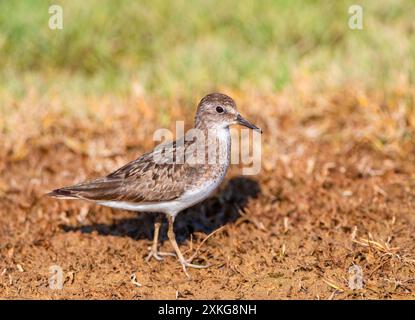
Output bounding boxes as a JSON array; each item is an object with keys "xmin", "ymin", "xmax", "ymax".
[{"xmin": 236, "ymin": 114, "xmax": 262, "ymax": 133}]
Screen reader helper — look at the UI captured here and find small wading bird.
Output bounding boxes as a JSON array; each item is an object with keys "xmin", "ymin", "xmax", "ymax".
[{"xmin": 48, "ymin": 93, "xmax": 262, "ymax": 278}]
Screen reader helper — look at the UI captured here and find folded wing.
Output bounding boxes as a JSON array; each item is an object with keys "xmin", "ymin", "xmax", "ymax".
[{"xmin": 48, "ymin": 140, "xmax": 197, "ymax": 203}]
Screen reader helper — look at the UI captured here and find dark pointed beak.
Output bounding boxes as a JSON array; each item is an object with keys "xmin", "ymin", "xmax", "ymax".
[{"xmin": 236, "ymin": 114, "xmax": 262, "ymax": 134}]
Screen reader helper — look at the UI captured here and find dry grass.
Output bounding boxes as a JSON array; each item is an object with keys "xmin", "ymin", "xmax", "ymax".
[
  {"xmin": 1, "ymin": 0, "xmax": 415, "ymax": 300},
  {"xmin": 1, "ymin": 77, "xmax": 415, "ymax": 299}
]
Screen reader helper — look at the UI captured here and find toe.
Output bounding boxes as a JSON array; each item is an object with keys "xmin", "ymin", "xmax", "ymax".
[
  {"xmin": 185, "ymin": 262, "xmax": 210, "ymax": 269},
  {"xmin": 158, "ymin": 251, "xmax": 176, "ymax": 257},
  {"xmin": 153, "ymin": 253, "xmax": 165, "ymax": 261},
  {"xmin": 146, "ymin": 250, "xmax": 165, "ymax": 262}
]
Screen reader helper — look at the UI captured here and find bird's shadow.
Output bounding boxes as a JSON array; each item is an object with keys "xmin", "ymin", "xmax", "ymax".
[{"xmin": 61, "ymin": 177, "xmax": 260, "ymax": 244}]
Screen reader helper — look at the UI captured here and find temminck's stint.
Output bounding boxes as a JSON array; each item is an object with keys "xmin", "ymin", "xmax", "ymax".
[{"xmin": 48, "ymin": 93, "xmax": 262, "ymax": 277}]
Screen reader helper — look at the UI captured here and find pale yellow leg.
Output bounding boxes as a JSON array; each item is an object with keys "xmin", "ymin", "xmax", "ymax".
[
  {"xmin": 167, "ymin": 215, "xmax": 210, "ymax": 278},
  {"xmin": 146, "ymin": 215, "xmax": 176, "ymax": 262}
]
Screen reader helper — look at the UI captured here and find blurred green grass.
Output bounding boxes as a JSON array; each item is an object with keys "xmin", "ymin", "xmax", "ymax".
[{"xmin": 0, "ymin": 0, "xmax": 414, "ymax": 100}]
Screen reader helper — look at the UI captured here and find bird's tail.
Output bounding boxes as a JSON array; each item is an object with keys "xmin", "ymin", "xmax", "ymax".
[{"xmin": 46, "ymin": 188, "xmax": 80, "ymax": 200}]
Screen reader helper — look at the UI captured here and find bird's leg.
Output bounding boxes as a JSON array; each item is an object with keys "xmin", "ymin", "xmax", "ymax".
[
  {"xmin": 146, "ymin": 214, "xmax": 176, "ymax": 262},
  {"xmin": 167, "ymin": 215, "xmax": 210, "ymax": 278}
]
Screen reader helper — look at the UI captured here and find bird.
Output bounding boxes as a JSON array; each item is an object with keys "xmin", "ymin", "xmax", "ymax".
[{"xmin": 48, "ymin": 93, "xmax": 262, "ymax": 278}]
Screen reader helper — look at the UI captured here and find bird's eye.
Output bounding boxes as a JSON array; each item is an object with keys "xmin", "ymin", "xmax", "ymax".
[{"xmin": 216, "ymin": 106, "xmax": 224, "ymax": 114}]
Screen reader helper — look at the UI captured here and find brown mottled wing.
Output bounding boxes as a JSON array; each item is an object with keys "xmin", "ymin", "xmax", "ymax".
[{"xmin": 50, "ymin": 140, "xmax": 200, "ymax": 202}]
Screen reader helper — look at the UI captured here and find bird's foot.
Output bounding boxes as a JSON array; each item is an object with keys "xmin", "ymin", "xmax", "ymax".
[
  {"xmin": 146, "ymin": 247, "xmax": 176, "ymax": 262},
  {"xmin": 179, "ymin": 258, "xmax": 211, "ymax": 279}
]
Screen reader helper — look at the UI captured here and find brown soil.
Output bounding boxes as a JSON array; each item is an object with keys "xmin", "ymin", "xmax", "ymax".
[{"xmin": 1, "ymin": 88, "xmax": 415, "ymax": 299}]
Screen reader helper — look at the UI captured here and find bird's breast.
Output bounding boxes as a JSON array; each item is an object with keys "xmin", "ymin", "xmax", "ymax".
[{"xmin": 178, "ymin": 167, "xmax": 227, "ymax": 208}]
